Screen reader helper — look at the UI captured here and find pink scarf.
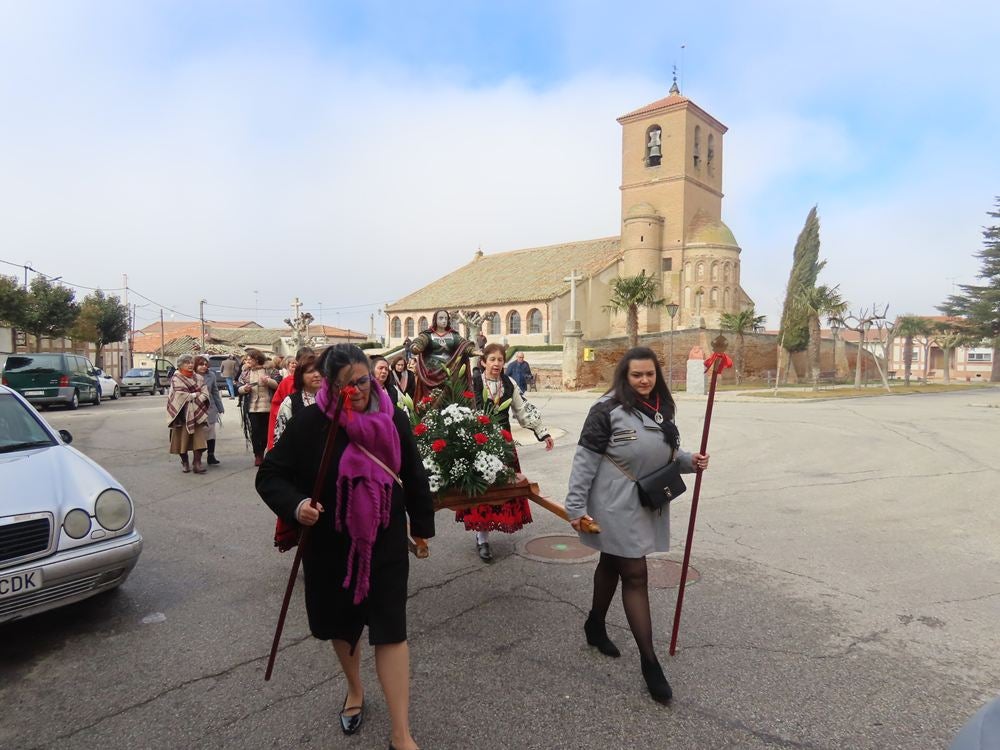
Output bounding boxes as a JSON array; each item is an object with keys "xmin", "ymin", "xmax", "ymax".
[{"xmin": 316, "ymin": 381, "xmax": 401, "ymax": 604}]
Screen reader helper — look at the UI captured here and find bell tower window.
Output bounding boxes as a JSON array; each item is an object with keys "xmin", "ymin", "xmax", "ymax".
[
  {"xmin": 693, "ymin": 125, "xmax": 701, "ymax": 170},
  {"xmin": 645, "ymin": 125, "xmax": 662, "ymax": 167},
  {"xmin": 707, "ymin": 133, "xmax": 715, "ymax": 174}
]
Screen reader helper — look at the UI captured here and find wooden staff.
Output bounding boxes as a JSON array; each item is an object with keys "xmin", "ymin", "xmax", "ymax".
[
  {"xmin": 669, "ymin": 336, "xmax": 732, "ymax": 656},
  {"xmin": 264, "ymin": 389, "xmax": 348, "ymax": 681}
]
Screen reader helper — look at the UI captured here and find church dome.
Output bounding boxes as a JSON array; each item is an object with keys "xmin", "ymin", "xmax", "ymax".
[
  {"xmin": 686, "ymin": 210, "xmax": 739, "ymax": 247},
  {"xmin": 625, "ymin": 202, "xmax": 659, "ymax": 219}
]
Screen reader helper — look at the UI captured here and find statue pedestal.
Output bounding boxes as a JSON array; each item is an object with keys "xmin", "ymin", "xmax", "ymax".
[
  {"xmin": 562, "ymin": 323, "xmax": 583, "ymax": 390},
  {"xmin": 686, "ymin": 346, "xmax": 706, "ymax": 396}
]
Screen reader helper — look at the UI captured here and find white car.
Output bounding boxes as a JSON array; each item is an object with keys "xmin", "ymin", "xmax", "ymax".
[
  {"xmin": 95, "ymin": 369, "xmax": 120, "ymax": 400},
  {"xmin": 0, "ymin": 385, "xmax": 143, "ymax": 623}
]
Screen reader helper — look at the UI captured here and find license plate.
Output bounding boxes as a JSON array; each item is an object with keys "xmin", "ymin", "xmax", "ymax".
[
  {"xmin": 0, "ymin": 568, "xmax": 43, "ymax": 599},
  {"xmin": 24, "ymin": 390, "xmax": 45, "ymax": 396}
]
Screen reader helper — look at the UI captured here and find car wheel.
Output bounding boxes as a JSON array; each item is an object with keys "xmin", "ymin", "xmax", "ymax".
[
  {"xmin": 112, "ymin": 386, "xmax": 120, "ymax": 400},
  {"xmin": 93, "ymin": 389, "xmax": 101, "ymax": 406},
  {"xmin": 67, "ymin": 391, "xmax": 79, "ymax": 410},
  {"xmin": 150, "ymin": 387, "xmax": 156, "ymax": 396}
]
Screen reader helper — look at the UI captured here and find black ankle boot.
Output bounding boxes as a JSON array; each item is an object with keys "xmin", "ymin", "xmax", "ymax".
[
  {"xmin": 206, "ymin": 439, "xmax": 220, "ymax": 465},
  {"xmin": 640, "ymin": 656, "xmax": 673, "ymax": 703},
  {"xmin": 584, "ymin": 610, "xmax": 621, "ymax": 657}
]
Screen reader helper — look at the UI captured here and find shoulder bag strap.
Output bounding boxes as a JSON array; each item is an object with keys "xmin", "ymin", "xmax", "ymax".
[
  {"xmin": 603, "ymin": 446, "xmax": 677, "ymax": 483},
  {"xmin": 356, "ymin": 444, "xmax": 404, "ymax": 488}
]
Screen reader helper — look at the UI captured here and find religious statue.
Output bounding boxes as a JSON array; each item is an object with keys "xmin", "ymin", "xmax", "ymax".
[{"xmin": 409, "ymin": 309, "xmax": 477, "ymax": 402}]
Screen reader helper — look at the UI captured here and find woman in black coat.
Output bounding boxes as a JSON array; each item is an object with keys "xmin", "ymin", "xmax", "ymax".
[{"xmin": 257, "ymin": 344, "xmax": 434, "ymax": 750}]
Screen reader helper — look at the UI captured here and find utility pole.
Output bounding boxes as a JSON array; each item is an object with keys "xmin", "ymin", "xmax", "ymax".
[
  {"xmin": 159, "ymin": 309, "xmax": 165, "ymax": 360},
  {"xmin": 199, "ymin": 299, "xmax": 207, "ymax": 351},
  {"xmin": 123, "ymin": 274, "xmax": 132, "ymax": 369}
]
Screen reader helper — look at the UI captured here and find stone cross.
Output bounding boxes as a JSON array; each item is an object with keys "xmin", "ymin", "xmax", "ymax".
[
  {"xmin": 563, "ymin": 269, "xmax": 582, "ymax": 321},
  {"xmin": 291, "ymin": 297, "xmax": 302, "ymax": 319}
]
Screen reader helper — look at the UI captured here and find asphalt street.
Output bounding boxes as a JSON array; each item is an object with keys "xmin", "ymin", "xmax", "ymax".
[{"xmin": 2, "ymin": 386, "xmax": 999, "ymax": 750}]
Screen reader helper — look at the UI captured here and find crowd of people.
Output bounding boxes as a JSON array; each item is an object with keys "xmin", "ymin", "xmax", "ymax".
[{"xmin": 163, "ymin": 318, "xmax": 708, "ymax": 750}]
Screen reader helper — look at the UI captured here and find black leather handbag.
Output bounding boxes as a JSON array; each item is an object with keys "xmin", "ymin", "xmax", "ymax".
[{"xmin": 635, "ymin": 462, "xmax": 686, "ymax": 512}]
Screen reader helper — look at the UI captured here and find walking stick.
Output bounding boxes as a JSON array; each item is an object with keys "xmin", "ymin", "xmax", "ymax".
[
  {"xmin": 669, "ymin": 336, "xmax": 732, "ymax": 656},
  {"xmin": 264, "ymin": 388, "xmax": 349, "ymax": 681}
]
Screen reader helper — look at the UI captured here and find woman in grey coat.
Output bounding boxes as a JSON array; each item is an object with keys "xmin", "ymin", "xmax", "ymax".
[
  {"xmin": 195, "ymin": 356, "xmax": 225, "ymax": 466},
  {"xmin": 565, "ymin": 347, "xmax": 709, "ymax": 703}
]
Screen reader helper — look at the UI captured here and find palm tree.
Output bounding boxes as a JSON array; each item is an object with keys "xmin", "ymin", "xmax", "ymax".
[
  {"xmin": 719, "ymin": 307, "xmax": 766, "ymax": 384},
  {"xmin": 604, "ymin": 270, "xmax": 665, "ymax": 347},
  {"xmin": 794, "ymin": 284, "xmax": 847, "ymax": 390},
  {"xmin": 895, "ymin": 315, "xmax": 931, "ymax": 385}
]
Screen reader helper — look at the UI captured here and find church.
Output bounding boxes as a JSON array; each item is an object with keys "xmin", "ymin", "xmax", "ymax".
[{"xmin": 384, "ymin": 80, "xmax": 753, "ymax": 348}]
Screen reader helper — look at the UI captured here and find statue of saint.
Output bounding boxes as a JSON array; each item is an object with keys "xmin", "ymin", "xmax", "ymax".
[{"xmin": 409, "ymin": 309, "xmax": 476, "ymax": 402}]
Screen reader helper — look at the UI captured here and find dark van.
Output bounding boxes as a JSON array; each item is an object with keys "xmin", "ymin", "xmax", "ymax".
[{"xmin": 1, "ymin": 353, "xmax": 101, "ymax": 410}]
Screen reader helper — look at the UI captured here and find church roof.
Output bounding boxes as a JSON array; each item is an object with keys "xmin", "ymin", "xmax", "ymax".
[
  {"xmin": 386, "ymin": 237, "xmax": 622, "ymax": 312},
  {"xmin": 686, "ymin": 210, "xmax": 739, "ymax": 248},
  {"xmin": 619, "ymin": 93, "xmax": 689, "ymax": 121},
  {"xmin": 617, "ymin": 87, "xmax": 728, "ymax": 132}
]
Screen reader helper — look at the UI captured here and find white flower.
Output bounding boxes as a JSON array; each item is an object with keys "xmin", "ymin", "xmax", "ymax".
[
  {"xmin": 449, "ymin": 458, "xmax": 469, "ymax": 480},
  {"xmin": 472, "ymin": 451, "xmax": 505, "ymax": 485},
  {"xmin": 441, "ymin": 403, "xmax": 474, "ymax": 426},
  {"xmin": 427, "ymin": 474, "xmax": 441, "ymax": 493}
]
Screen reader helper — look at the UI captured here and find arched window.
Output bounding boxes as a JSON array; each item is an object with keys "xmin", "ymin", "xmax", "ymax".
[
  {"xmin": 527, "ymin": 308, "xmax": 543, "ymax": 334},
  {"xmin": 404, "ymin": 317, "xmax": 414, "ymax": 338},
  {"xmin": 723, "ymin": 288, "xmax": 731, "ymax": 309},
  {"xmin": 417, "ymin": 316, "xmax": 428, "ymax": 332},
  {"xmin": 710, "ymin": 288, "xmax": 719, "ymax": 307},
  {"xmin": 693, "ymin": 125, "xmax": 701, "ymax": 169},
  {"xmin": 507, "ymin": 310, "xmax": 521, "ymax": 335},
  {"xmin": 684, "ymin": 286, "xmax": 692, "ymax": 310},
  {"xmin": 684, "ymin": 262, "xmax": 692, "ymax": 282},
  {"xmin": 645, "ymin": 125, "xmax": 662, "ymax": 167},
  {"xmin": 696, "ymin": 262, "xmax": 705, "ymax": 281},
  {"xmin": 484, "ymin": 312, "xmax": 500, "ymax": 335},
  {"xmin": 711, "ymin": 262, "xmax": 719, "ymax": 282},
  {"xmin": 707, "ymin": 133, "xmax": 715, "ymax": 173},
  {"xmin": 391, "ymin": 317, "xmax": 401, "ymax": 338},
  {"xmin": 723, "ymin": 263, "xmax": 731, "ymax": 282}
]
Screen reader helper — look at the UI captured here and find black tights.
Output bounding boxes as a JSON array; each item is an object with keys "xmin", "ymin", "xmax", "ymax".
[{"xmin": 591, "ymin": 552, "xmax": 656, "ymax": 662}]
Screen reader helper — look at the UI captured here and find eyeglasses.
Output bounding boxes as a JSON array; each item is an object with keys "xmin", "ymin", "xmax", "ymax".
[{"xmin": 336, "ymin": 375, "xmax": 371, "ymax": 390}]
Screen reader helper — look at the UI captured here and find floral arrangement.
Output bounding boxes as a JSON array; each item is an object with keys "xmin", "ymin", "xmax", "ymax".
[{"xmin": 398, "ymin": 365, "xmax": 516, "ymax": 496}]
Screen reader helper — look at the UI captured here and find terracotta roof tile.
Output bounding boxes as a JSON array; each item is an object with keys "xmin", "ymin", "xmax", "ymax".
[
  {"xmin": 386, "ymin": 237, "xmax": 622, "ymax": 312},
  {"xmin": 618, "ymin": 94, "xmax": 689, "ymax": 121}
]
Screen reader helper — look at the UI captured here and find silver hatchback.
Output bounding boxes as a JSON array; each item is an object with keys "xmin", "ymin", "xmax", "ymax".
[{"xmin": 0, "ymin": 385, "xmax": 143, "ymax": 623}]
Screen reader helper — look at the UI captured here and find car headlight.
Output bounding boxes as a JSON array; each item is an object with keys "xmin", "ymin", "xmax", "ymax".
[
  {"xmin": 63, "ymin": 508, "xmax": 92, "ymax": 539},
  {"xmin": 95, "ymin": 489, "xmax": 132, "ymax": 532}
]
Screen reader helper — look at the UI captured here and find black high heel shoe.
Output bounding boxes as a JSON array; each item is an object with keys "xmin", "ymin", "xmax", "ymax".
[
  {"xmin": 340, "ymin": 693, "xmax": 364, "ymax": 735},
  {"xmin": 640, "ymin": 656, "xmax": 673, "ymax": 703},
  {"xmin": 584, "ymin": 611, "xmax": 621, "ymax": 657}
]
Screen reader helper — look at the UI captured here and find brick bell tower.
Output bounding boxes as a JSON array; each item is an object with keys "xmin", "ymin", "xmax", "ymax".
[{"xmin": 617, "ymin": 77, "xmax": 740, "ymax": 332}]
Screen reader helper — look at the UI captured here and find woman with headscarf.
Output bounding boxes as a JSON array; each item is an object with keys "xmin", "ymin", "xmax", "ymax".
[
  {"xmin": 257, "ymin": 344, "xmax": 434, "ymax": 750},
  {"xmin": 166, "ymin": 354, "xmax": 211, "ymax": 474}
]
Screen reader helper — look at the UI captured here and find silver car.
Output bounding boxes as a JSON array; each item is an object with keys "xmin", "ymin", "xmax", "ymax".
[{"xmin": 0, "ymin": 385, "xmax": 143, "ymax": 623}]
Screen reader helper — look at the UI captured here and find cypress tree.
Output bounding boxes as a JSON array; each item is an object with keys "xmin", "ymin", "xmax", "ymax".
[{"xmin": 778, "ymin": 206, "xmax": 826, "ymax": 353}]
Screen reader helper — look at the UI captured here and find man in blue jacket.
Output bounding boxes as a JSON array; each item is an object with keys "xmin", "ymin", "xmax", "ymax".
[{"xmin": 505, "ymin": 351, "xmax": 533, "ymax": 393}]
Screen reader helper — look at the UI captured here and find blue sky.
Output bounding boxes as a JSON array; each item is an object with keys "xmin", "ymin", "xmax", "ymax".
[{"xmin": 1, "ymin": 1, "xmax": 998, "ymax": 334}]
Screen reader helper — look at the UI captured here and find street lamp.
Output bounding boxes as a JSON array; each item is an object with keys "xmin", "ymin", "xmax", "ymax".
[{"xmin": 666, "ymin": 302, "xmax": 680, "ymax": 390}]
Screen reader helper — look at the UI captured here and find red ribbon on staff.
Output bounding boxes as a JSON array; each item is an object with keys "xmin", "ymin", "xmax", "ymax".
[
  {"xmin": 669, "ymin": 343, "xmax": 730, "ymax": 656},
  {"xmin": 703, "ymin": 351, "xmax": 733, "ymax": 373}
]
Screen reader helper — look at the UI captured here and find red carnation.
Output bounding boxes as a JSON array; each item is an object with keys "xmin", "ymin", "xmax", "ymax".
[
  {"xmin": 420, "ymin": 396, "xmax": 434, "ymax": 405},
  {"xmin": 477, "ymin": 415, "xmax": 490, "ymax": 424},
  {"xmin": 462, "ymin": 390, "xmax": 475, "ymax": 399},
  {"xmin": 431, "ymin": 439, "xmax": 447, "ymax": 453},
  {"xmin": 413, "ymin": 423, "xmax": 428, "ymax": 436},
  {"xmin": 501, "ymin": 429, "xmax": 513, "ymax": 442},
  {"xmin": 473, "ymin": 432, "xmax": 488, "ymax": 445}
]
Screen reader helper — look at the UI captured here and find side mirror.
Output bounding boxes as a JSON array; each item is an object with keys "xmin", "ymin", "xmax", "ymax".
[{"xmin": 58, "ymin": 429, "xmax": 73, "ymax": 444}]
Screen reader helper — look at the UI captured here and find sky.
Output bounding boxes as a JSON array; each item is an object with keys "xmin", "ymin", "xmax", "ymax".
[{"xmin": 1, "ymin": 1, "xmax": 998, "ymax": 336}]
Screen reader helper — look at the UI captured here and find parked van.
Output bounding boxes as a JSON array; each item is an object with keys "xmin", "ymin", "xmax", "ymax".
[{"xmin": 1, "ymin": 353, "xmax": 101, "ymax": 410}]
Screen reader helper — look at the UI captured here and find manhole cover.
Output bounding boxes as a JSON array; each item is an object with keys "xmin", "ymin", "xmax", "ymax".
[
  {"xmin": 521, "ymin": 534, "xmax": 598, "ymax": 563},
  {"xmin": 647, "ymin": 558, "xmax": 700, "ymax": 588}
]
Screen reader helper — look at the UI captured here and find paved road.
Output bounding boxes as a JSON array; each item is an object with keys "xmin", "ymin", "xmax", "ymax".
[{"xmin": 2, "ymin": 387, "xmax": 999, "ymax": 749}]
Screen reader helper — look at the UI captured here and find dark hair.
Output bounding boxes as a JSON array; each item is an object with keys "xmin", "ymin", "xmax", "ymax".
[
  {"xmin": 481, "ymin": 343, "xmax": 506, "ymax": 361},
  {"xmin": 245, "ymin": 348, "xmax": 266, "ymax": 366},
  {"xmin": 193, "ymin": 355, "xmax": 209, "ymax": 369},
  {"xmin": 389, "ymin": 354, "xmax": 406, "ymax": 371},
  {"xmin": 607, "ymin": 346, "xmax": 675, "ymax": 419},
  {"xmin": 425, "ymin": 309, "xmax": 451, "ymax": 332},
  {"xmin": 322, "ymin": 344, "xmax": 372, "ymax": 385},
  {"xmin": 293, "ymin": 353, "xmax": 318, "ymax": 390},
  {"xmin": 295, "ymin": 346, "xmax": 315, "ymax": 360}
]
